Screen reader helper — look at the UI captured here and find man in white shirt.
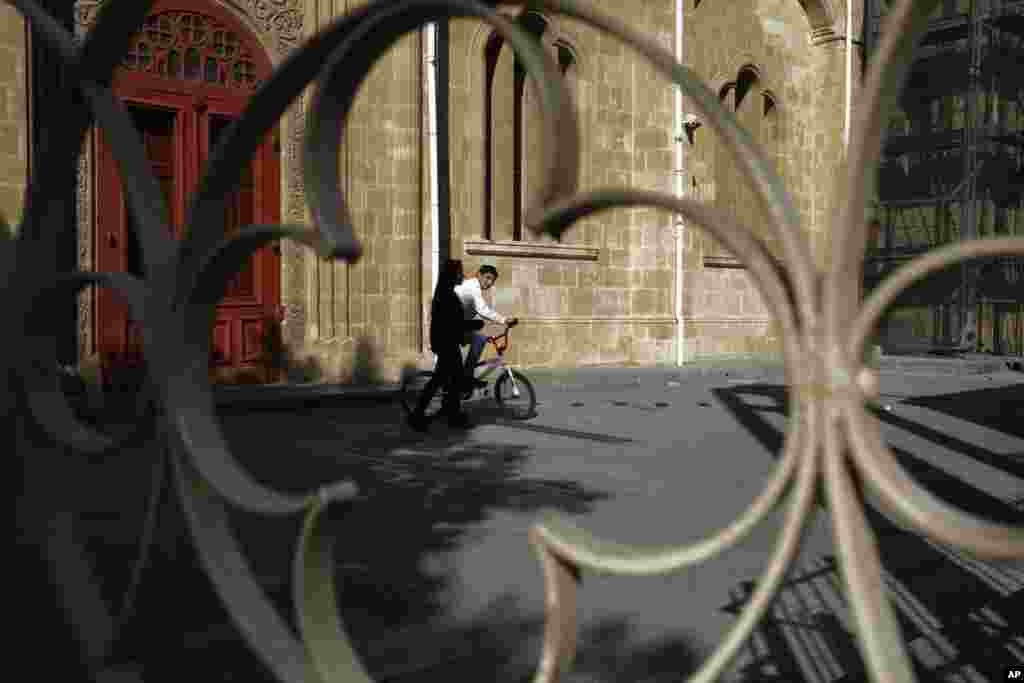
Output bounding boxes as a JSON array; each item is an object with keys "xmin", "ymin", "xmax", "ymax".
[{"xmin": 454, "ymin": 265, "xmax": 517, "ymax": 387}]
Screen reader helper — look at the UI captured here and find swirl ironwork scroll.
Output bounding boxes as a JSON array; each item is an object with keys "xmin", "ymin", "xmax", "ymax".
[
  {"xmin": 6, "ymin": 1, "xmax": 573, "ymax": 681},
  {"xmin": 524, "ymin": 4, "xmax": 1024, "ymax": 683},
  {"xmin": 4, "ymin": 0, "xmax": 1021, "ymax": 682}
]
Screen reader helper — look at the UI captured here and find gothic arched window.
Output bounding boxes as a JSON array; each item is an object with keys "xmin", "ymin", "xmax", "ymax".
[
  {"xmin": 484, "ymin": 13, "xmax": 577, "ymax": 242},
  {"xmin": 121, "ymin": 9, "xmax": 260, "ymax": 89},
  {"xmin": 704, "ymin": 66, "xmax": 781, "ymax": 262}
]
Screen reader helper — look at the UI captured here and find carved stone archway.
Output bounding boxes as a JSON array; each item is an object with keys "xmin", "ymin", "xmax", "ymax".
[{"xmin": 73, "ymin": 0, "xmax": 309, "ymax": 358}]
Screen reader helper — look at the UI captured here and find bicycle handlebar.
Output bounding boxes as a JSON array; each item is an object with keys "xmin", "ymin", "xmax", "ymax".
[{"xmin": 486, "ymin": 319, "xmax": 520, "ymax": 352}]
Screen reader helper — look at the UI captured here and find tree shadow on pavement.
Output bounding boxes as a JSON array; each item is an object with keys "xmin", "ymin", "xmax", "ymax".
[
  {"xmin": 87, "ymin": 396, "xmax": 704, "ymax": 682},
  {"xmin": 711, "ymin": 383, "xmax": 1024, "ymax": 683},
  {"xmin": 349, "ymin": 595, "xmax": 704, "ymax": 683}
]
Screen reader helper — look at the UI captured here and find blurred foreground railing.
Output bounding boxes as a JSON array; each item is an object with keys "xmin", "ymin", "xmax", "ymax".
[{"xmin": 4, "ymin": 1, "xmax": 1022, "ymax": 682}]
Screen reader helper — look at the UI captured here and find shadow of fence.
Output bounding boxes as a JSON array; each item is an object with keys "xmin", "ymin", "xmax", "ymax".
[
  {"xmin": 711, "ymin": 382, "xmax": 1024, "ymax": 522},
  {"xmin": 901, "ymin": 383, "xmax": 1024, "ymax": 441},
  {"xmin": 725, "ymin": 533, "xmax": 1024, "ymax": 682},
  {"xmin": 711, "ymin": 382, "xmax": 1024, "ymax": 682}
]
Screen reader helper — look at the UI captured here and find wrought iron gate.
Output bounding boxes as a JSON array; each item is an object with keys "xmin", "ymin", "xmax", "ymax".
[{"xmin": 5, "ymin": 1, "xmax": 1022, "ymax": 682}]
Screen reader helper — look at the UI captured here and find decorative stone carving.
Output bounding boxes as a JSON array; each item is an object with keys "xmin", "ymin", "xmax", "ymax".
[
  {"xmin": 76, "ymin": 0, "xmax": 303, "ymax": 56},
  {"xmin": 280, "ymin": 299, "xmax": 305, "ymax": 346},
  {"xmin": 269, "ymin": 8, "xmax": 302, "ymax": 44},
  {"xmin": 284, "ymin": 97, "xmax": 306, "ymax": 223},
  {"xmin": 117, "ymin": 10, "xmax": 262, "ymax": 89},
  {"xmin": 238, "ymin": 0, "xmax": 302, "ymax": 54},
  {"xmin": 76, "ymin": 143, "xmax": 92, "ymax": 359}
]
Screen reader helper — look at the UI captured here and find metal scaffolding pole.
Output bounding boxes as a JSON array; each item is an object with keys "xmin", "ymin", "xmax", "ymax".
[
  {"xmin": 957, "ymin": 0, "xmax": 985, "ymax": 349},
  {"xmin": 860, "ymin": 0, "xmax": 1023, "ymax": 354}
]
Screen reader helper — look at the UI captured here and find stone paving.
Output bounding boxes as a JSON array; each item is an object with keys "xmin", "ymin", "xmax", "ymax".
[{"xmin": 61, "ymin": 364, "xmax": 1024, "ymax": 681}]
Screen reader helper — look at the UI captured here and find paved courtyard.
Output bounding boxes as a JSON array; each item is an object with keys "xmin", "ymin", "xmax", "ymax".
[{"xmin": 63, "ymin": 365, "xmax": 1023, "ymax": 681}]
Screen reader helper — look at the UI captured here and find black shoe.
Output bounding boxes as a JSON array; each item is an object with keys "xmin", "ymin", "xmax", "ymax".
[
  {"xmin": 447, "ymin": 412, "xmax": 474, "ymax": 429},
  {"xmin": 407, "ymin": 413, "xmax": 430, "ymax": 433}
]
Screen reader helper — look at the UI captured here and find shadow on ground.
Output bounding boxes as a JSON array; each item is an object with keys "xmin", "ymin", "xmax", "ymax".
[
  {"xmin": 37, "ymin": 392, "xmax": 703, "ymax": 682},
  {"xmin": 711, "ymin": 382, "xmax": 1024, "ymax": 518},
  {"xmin": 711, "ymin": 383, "xmax": 1024, "ymax": 682},
  {"xmin": 902, "ymin": 382, "xmax": 1024, "ymax": 440}
]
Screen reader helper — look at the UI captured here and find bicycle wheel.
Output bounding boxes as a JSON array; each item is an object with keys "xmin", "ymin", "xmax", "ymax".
[
  {"xmin": 400, "ymin": 371, "xmax": 445, "ymax": 419},
  {"xmin": 494, "ymin": 369, "xmax": 536, "ymax": 419}
]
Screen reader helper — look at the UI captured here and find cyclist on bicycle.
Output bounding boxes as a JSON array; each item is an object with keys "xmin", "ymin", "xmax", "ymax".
[
  {"xmin": 408, "ymin": 259, "xmax": 485, "ymax": 432},
  {"xmin": 454, "ymin": 265, "xmax": 517, "ymax": 391}
]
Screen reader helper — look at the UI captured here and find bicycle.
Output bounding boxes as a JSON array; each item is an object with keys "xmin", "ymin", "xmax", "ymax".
[{"xmin": 401, "ymin": 321, "xmax": 537, "ymax": 421}]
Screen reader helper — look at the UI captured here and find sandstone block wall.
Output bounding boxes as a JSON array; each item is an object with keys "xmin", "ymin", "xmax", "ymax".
[
  {"xmin": 449, "ymin": 1, "xmax": 679, "ymax": 368},
  {"xmin": 0, "ymin": 7, "xmax": 26, "ymax": 233},
  {"xmin": 298, "ymin": 0, "xmax": 423, "ymax": 382},
  {"xmin": 11, "ymin": 0, "xmax": 861, "ymax": 379},
  {"xmin": 443, "ymin": 0, "xmax": 854, "ymax": 366},
  {"xmin": 683, "ymin": 0, "xmax": 852, "ymax": 359}
]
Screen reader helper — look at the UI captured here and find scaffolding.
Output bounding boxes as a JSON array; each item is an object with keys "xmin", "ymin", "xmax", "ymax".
[{"xmin": 865, "ymin": 0, "xmax": 1024, "ymax": 356}]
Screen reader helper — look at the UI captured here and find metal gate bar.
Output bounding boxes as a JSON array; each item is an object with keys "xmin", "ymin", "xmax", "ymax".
[{"xmin": 4, "ymin": 0, "xmax": 1023, "ymax": 682}]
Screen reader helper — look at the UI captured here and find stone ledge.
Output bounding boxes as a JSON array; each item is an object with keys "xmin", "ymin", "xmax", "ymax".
[
  {"xmin": 464, "ymin": 239, "xmax": 600, "ymax": 261},
  {"xmin": 520, "ymin": 316, "xmax": 677, "ymax": 323},
  {"xmin": 685, "ymin": 316, "xmax": 774, "ymax": 325},
  {"xmin": 703, "ymin": 254, "xmax": 745, "ymax": 269}
]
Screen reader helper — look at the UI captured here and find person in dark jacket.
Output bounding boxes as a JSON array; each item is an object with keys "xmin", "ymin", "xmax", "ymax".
[{"xmin": 408, "ymin": 259, "xmax": 484, "ymax": 432}]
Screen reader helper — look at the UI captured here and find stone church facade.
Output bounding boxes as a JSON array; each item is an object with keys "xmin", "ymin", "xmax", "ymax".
[{"xmin": 0, "ymin": 0, "xmax": 861, "ymax": 382}]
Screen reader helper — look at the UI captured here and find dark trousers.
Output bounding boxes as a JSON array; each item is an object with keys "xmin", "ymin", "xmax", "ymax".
[
  {"xmin": 415, "ymin": 345, "xmax": 464, "ymax": 418},
  {"xmin": 463, "ymin": 331, "xmax": 488, "ymax": 378}
]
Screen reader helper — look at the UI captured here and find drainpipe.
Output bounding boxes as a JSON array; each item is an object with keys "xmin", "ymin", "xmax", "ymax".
[
  {"xmin": 425, "ymin": 23, "xmax": 440, "ymax": 299},
  {"xmin": 673, "ymin": 0, "xmax": 687, "ymax": 366},
  {"xmin": 844, "ymin": 0, "xmax": 853, "ymax": 148},
  {"xmin": 436, "ymin": 22, "xmax": 452, "ymax": 268}
]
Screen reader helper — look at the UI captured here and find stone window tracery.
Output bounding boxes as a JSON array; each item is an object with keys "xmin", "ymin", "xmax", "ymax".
[
  {"xmin": 121, "ymin": 10, "xmax": 260, "ymax": 89},
  {"xmin": 484, "ymin": 12, "xmax": 578, "ymax": 243},
  {"xmin": 701, "ymin": 66, "xmax": 781, "ymax": 264}
]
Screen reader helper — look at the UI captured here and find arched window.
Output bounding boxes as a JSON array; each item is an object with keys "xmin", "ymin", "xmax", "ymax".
[
  {"xmin": 705, "ymin": 66, "xmax": 781, "ymax": 262},
  {"xmin": 120, "ymin": 9, "xmax": 261, "ymax": 89},
  {"xmin": 484, "ymin": 13, "xmax": 577, "ymax": 242}
]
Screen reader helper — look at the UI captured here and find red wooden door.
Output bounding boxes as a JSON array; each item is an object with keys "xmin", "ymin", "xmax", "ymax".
[
  {"xmin": 199, "ymin": 100, "xmax": 281, "ymax": 374},
  {"xmin": 95, "ymin": 97, "xmax": 191, "ymax": 366},
  {"xmin": 93, "ymin": 2, "xmax": 279, "ymax": 379}
]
